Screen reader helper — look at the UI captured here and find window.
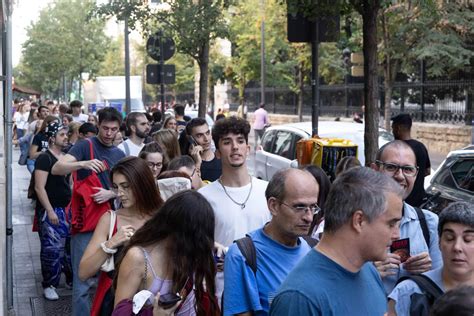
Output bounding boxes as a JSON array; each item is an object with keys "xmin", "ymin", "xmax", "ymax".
[
  {"xmin": 451, "ymin": 159, "xmax": 474, "ymax": 193},
  {"xmin": 272, "ymin": 131, "xmax": 293, "ymax": 159},
  {"xmin": 261, "ymin": 130, "xmax": 275, "ymax": 152}
]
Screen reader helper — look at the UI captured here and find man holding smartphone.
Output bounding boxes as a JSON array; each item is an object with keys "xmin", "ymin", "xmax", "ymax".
[{"xmin": 184, "ymin": 117, "xmax": 222, "ymax": 182}]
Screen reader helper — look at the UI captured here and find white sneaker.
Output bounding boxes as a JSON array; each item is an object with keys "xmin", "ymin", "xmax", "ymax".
[{"xmin": 43, "ymin": 286, "xmax": 59, "ymax": 301}]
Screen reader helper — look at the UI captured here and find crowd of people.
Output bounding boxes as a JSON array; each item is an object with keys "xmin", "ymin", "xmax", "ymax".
[{"xmin": 11, "ymin": 98, "xmax": 474, "ymax": 316}]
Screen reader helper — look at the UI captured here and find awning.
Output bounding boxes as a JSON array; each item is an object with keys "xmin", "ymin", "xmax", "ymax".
[{"xmin": 12, "ymin": 84, "xmax": 41, "ymax": 97}]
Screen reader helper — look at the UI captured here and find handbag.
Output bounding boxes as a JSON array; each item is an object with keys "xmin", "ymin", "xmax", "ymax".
[
  {"xmin": 70, "ymin": 139, "xmax": 111, "ymax": 234},
  {"xmin": 100, "ymin": 210, "xmax": 116, "ymax": 272}
]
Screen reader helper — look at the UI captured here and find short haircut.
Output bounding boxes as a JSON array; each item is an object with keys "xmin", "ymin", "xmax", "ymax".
[
  {"xmin": 265, "ymin": 168, "xmax": 293, "ymax": 201},
  {"xmin": 152, "ymin": 111, "xmax": 162, "ymax": 123},
  {"xmin": 69, "ymin": 100, "xmax": 83, "ymax": 108},
  {"xmin": 168, "ymin": 155, "xmax": 195, "ymax": 171},
  {"xmin": 97, "ymin": 107, "xmax": 122, "ymax": 125},
  {"xmin": 125, "ymin": 112, "xmax": 146, "ymax": 130},
  {"xmin": 59, "ymin": 103, "xmax": 69, "ymax": 113},
  {"xmin": 79, "ymin": 122, "xmax": 98, "ymax": 135},
  {"xmin": 212, "ymin": 116, "xmax": 250, "ymax": 150},
  {"xmin": 430, "ymin": 286, "xmax": 474, "ymax": 316},
  {"xmin": 174, "ymin": 104, "xmax": 185, "ymax": 116},
  {"xmin": 139, "ymin": 141, "xmax": 163, "ymax": 160},
  {"xmin": 46, "ymin": 100, "xmax": 55, "ymax": 106},
  {"xmin": 324, "ymin": 167, "xmax": 404, "ymax": 233},
  {"xmin": 375, "ymin": 140, "xmax": 415, "ymax": 162},
  {"xmin": 38, "ymin": 105, "xmax": 48, "ymax": 113},
  {"xmin": 157, "ymin": 170, "xmax": 191, "ymax": 181},
  {"xmin": 438, "ymin": 202, "xmax": 474, "ymax": 237},
  {"xmin": 391, "ymin": 113, "xmax": 412, "ymax": 129},
  {"xmin": 185, "ymin": 117, "xmax": 208, "ymax": 135}
]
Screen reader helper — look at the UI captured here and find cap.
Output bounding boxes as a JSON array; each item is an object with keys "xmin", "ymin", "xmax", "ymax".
[
  {"xmin": 391, "ymin": 113, "xmax": 412, "ymax": 127},
  {"xmin": 44, "ymin": 121, "xmax": 67, "ymax": 139}
]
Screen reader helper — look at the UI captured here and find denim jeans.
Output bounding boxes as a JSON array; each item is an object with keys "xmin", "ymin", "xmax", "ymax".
[
  {"xmin": 27, "ymin": 159, "xmax": 35, "ymax": 174},
  {"xmin": 71, "ymin": 232, "xmax": 94, "ymax": 316}
]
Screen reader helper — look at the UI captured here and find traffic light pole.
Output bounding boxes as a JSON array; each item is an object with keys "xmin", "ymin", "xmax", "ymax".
[
  {"xmin": 311, "ymin": 20, "xmax": 320, "ymax": 137},
  {"xmin": 160, "ymin": 32, "xmax": 165, "ymax": 120}
]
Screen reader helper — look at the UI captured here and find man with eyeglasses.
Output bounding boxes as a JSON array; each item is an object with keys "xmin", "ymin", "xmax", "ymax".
[
  {"xmin": 223, "ymin": 168, "xmax": 318, "ymax": 316},
  {"xmin": 372, "ymin": 140, "xmax": 442, "ymax": 294}
]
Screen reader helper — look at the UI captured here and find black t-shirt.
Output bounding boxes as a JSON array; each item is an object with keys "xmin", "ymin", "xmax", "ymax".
[
  {"xmin": 35, "ymin": 150, "xmax": 71, "ymax": 208},
  {"xmin": 201, "ymin": 156, "xmax": 222, "ymax": 182},
  {"xmin": 32, "ymin": 132, "xmax": 49, "ymax": 153},
  {"xmin": 68, "ymin": 137, "xmax": 125, "ymax": 190},
  {"xmin": 405, "ymin": 139, "xmax": 431, "ymax": 207}
]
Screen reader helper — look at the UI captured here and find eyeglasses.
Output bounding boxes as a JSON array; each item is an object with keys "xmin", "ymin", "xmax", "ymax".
[
  {"xmin": 147, "ymin": 162, "xmax": 162, "ymax": 169},
  {"xmin": 376, "ymin": 160, "xmax": 418, "ymax": 177},
  {"xmin": 112, "ymin": 185, "xmax": 130, "ymax": 195},
  {"xmin": 278, "ymin": 200, "xmax": 321, "ymax": 215}
]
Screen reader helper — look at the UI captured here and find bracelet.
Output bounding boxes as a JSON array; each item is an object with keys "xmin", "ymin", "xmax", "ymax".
[{"xmin": 100, "ymin": 241, "xmax": 117, "ymax": 254}]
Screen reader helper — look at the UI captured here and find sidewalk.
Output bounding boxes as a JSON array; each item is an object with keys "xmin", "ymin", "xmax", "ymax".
[{"xmin": 11, "ymin": 148, "xmax": 72, "ymax": 316}]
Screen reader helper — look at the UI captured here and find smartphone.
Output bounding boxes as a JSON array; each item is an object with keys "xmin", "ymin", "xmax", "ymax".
[
  {"xmin": 188, "ymin": 135, "xmax": 198, "ymax": 147},
  {"xmin": 158, "ymin": 293, "xmax": 181, "ymax": 309}
]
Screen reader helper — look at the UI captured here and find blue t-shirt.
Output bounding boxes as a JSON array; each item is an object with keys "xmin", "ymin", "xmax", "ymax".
[
  {"xmin": 270, "ymin": 249, "xmax": 387, "ymax": 316},
  {"xmin": 68, "ymin": 137, "xmax": 125, "ymax": 189},
  {"xmin": 224, "ymin": 228, "xmax": 311, "ymax": 316}
]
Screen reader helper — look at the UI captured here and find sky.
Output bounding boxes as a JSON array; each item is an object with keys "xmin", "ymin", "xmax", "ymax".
[{"xmin": 12, "ymin": 0, "xmax": 53, "ymax": 66}]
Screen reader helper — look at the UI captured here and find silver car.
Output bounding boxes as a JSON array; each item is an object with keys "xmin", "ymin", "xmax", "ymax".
[{"xmin": 254, "ymin": 121, "xmax": 394, "ymax": 180}]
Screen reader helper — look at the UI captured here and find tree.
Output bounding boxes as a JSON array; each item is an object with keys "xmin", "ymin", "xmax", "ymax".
[
  {"xmin": 380, "ymin": 1, "xmax": 474, "ymax": 130},
  {"xmin": 15, "ymin": 0, "xmax": 110, "ymax": 99},
  {"xmin": 95, "ymin": 0, "xmax": 229, "ymax": 118}
]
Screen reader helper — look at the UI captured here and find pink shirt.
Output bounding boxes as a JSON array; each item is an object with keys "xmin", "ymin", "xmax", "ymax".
[{"xmin": 253, "ymin": 108, "xmax": 268, "ymax": 130}]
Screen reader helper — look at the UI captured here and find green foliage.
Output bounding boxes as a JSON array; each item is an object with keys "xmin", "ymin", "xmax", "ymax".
[
  {"xmin": 98, "ymin": 36, "xmax": 125, "ymax": 76},
  {"xmin": 15, "ymin": 0, "xmax": 110, "ymax": 97}
]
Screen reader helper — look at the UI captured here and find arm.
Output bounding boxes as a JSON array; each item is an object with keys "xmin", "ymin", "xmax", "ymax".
[
  {"xmin": 223, "ymin": 245, "xmax": 261, "ymax": 315},
  {"xmin": 34, "ymin": 169, "xmax": 59, "ymax": 225},
  {"xmin": 51, "ymin": 153, "xmax": 106, "ymax": 176},
  {"xmin": 114, "ymin": 247, "xmax": 146, "ymax": 307},
  {"xmin": 78, "ymin": 212, "xmax": 134, "ymax": 280},
  {"xmin": 29, "ymin": 144, "xmax": 41, "ymax": 160}
]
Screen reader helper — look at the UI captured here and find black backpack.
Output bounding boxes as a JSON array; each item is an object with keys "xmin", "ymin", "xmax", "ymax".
[
  {"xmin": 396, "ymin": 274, "xmax": 444, "ymax": 316},
  {"xmin": 414, "ymin": 207, "xmax": 431, "ymax": 247}
]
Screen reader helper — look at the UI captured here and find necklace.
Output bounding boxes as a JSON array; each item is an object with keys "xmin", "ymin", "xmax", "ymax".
[{"xmin": 218, "ymin": 175, "xmax": 253, "ymax": 209}]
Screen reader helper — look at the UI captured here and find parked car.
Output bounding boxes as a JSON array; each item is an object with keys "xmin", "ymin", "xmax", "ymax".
[
  {"xmin": 254, "ymin": 121, "xmax": 394, "ymax": 180},
  {"xmin": 424, "ymin": 146, "xmax": 474, "ymax": 213}
]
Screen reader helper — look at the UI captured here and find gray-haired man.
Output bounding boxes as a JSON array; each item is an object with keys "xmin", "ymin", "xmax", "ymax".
[{"xmin": 270, "ymin": 167, "xmax": 403, "ymax": 316}]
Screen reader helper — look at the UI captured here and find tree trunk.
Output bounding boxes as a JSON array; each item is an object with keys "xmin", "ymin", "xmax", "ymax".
[
  {"xmin": 238, "ymin": 73, "xmax": 246, "ymax": 108},
  {"xmin": 297, "ymin": 65, "xmax": 304, "ymax": 122},
  {"xmin": 197, "ymin": 40, "xmax": 210, "ymax": 118},
  {"xmin": 362, "ymin": 1, "xmax": 381, "ymax": 166}
]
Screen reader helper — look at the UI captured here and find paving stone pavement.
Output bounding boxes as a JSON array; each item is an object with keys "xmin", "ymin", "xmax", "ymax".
[{"xmin": 11, "ymin": 148, "xmax": 72, "ymax": 316}]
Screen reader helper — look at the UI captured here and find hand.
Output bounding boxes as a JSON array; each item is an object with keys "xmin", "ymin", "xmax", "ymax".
[
  {"xmin": 81, "ymin": 159, "xmax": 106, "ymax": 173},
  {"xmin": 189, "ymin": 145, "xmax": 203, "ymax": 165},
  {"xmin": 213, "ymin": 242, "xmax": 226, "ymax": 272},
  {"xmin": 374, "ymin": 253, "xmax": 401, "ymax": 278},
  {"xmin": 403, "ymin": 252, "xmax": 432, "ymax": 274},
  {"xmin": 46, "ymin": 209, "xmax": 59, "ymax": 226},
  {"xmin": 91, "ymin": 187, "xmax": 115, "ymax": 204},
  {"xmin": 107, "ymin": 225, "xmax": 135, "ymax": 249},
  {"xmin": 153, "ymin": 293, "xmax": 181, "ymax": 316}
]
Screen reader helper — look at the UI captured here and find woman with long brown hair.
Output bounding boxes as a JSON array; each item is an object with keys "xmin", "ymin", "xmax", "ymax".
[
  {"xmin": 79, "ymin": 156, "xmax": 164, "ymax": 316},
  {"xmin": 112, "ymin": 190, "xmax": 219, "ymax": 316},
  {"xmin": 152, "ymin": 129, "xmax": 181, "ymax": 169}
]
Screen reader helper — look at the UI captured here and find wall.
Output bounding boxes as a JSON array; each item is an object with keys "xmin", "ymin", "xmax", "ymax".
[{"xmin": 247, "ymin": 113, "xmax": 473, "ymax": 156}]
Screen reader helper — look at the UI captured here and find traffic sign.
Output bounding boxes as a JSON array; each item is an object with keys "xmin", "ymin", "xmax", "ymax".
[
  {"xmin": 146, "ymin": 33, "xmax": 175, "ymax": 62},
  {"xmin": 146, "ymin": 64, "xmax": 176, "ymax": 85}
]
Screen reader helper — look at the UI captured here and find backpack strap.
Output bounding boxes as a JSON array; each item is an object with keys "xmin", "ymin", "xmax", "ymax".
[
  {"xmin": 123, "ymin": 141, "xmax": 130, "ymax": 156},
  {"xmin": 414, "ymin": 207, "xmax": 431, "ymax": 247},
  {"xmin": 235, "ymin": 235, "xmax": 257, "ymax": 275},
  {"xmin": 396, "ymin": 274, "xmax": 444, "ymax": 304}
]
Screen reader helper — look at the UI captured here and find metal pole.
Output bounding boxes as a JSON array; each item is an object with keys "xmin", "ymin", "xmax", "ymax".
[
  {"xmin": 311, "ymin": 20, "xmax": 320, "ymax": 137},
  {"xmin": 159, "ymin": 33, "xmax": 165, "ymax": 121},
  {"xmin": 5, "ymin": 11, "xmax": 14, "ymax": 313},
  {"xmin": 260, "ymin": 0, "xmax": 265, "ymax": 105},
  {"xmin": 124, "ymin": 16, "xmax": 131, "ymax": 115},
  {"xmin": 420, "ymin": 59, "xmax": 425, "ymax": 122}
]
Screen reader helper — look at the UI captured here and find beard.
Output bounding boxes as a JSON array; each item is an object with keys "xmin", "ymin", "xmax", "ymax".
[
  {"xmin": 135, "ymin": 129, "xmax": 148, "ymax": 139},
  {"xmin": 230, "ymin": 162, "xmax": 244, "ymax": 168}
]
